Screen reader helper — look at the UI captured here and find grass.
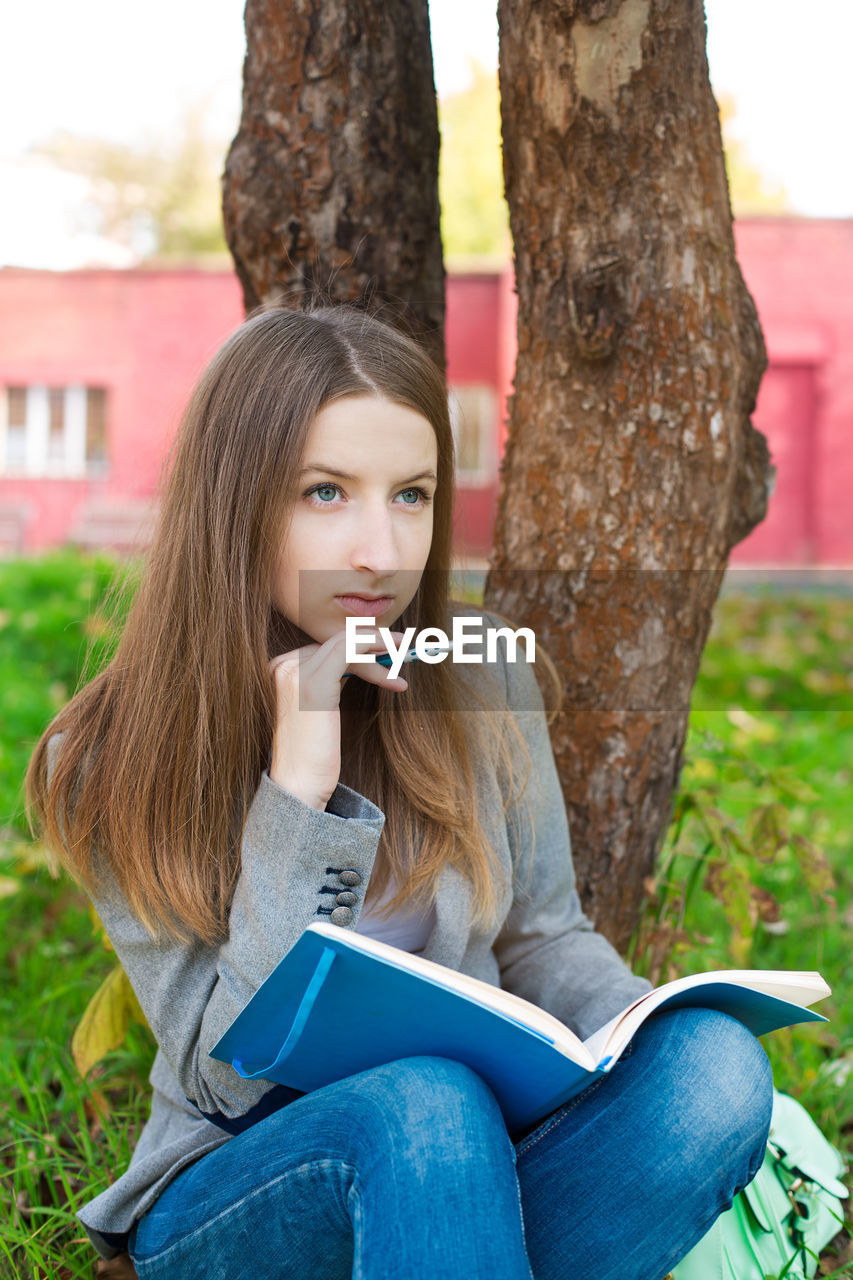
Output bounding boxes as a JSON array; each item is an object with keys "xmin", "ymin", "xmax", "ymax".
[
  {"xmin": 649, "ymin": 591, "xmax": 853, "ymax": 1135},
  {"xmin": 1, "ymin": 875, "xmax": 154, "ymax": 1280},
  {"xmin": 0, "ymin": 553, "xmax": 143, "ymax": 1278},
  {"xmin": 1, "ymin": 553, "xmax": 851, "ymax": 1276},
  {"xmin": 0, "ymin": 550, "xmax": 131, "ymax": 839}
]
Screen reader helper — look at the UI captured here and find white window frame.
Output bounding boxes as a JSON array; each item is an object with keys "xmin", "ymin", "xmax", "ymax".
[
  {"xmin": 448, "ymin": 384, "xmax": 498, "ymax": 488},
  {"xmin": 1, "ymin": 384, "xmax": 104, "ymax": 478}
]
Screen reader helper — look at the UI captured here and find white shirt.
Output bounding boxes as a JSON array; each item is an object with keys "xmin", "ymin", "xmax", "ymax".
[{"xmin": 355, "ymin": 869, "xmax": 437, "ymax": 954}]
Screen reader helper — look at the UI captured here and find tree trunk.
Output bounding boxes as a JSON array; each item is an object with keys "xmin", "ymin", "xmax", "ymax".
[
  {"xmin": 488, "ymin": 0, "xmax": 772, "ymax": 952},
  {"xmin": 222, "ymin": 0, "xmax": 446, "ymax": 367}
]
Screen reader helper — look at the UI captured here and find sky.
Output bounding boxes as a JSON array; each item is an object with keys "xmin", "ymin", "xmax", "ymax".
[{"xmin": 1, "ymin": 0, "xmax": 851, "ymax": 268}]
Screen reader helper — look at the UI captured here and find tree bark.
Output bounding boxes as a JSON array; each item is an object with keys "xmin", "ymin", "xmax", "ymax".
[
  {"xmin": 222, "ymin": 0, "xmax": 446, "ymax": 367},
  {"xmin": 488, "ymin": 0, "xmax": 772, "ymax": 951}
]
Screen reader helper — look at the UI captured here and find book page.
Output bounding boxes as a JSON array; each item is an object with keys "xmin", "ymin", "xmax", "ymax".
[{"xmin": 582, "ymin": 970, "xmax": 830, "ymax": 1066}]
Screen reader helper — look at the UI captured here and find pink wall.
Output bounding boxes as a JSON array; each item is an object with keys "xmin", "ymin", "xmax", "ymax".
[
  {"xmin": 2, "ymin": 222, "xmax": 852, "ymax": 565},
  {"xmin": 472, "ymin": 220, "xmax": 853, "ymax": 566},
  {"xmin": 445, "ymin": 273, "xmax": 513, "ymax": 557},
  {"xmin": 0, "ymin": 269, "xmax": 243, "ymax": 552},
  {"xmin": 731, "ymin": 220, "xmax": 853, "ymax": 566}
]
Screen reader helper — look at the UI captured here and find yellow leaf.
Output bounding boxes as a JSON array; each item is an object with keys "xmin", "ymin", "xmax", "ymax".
[
  {"xmin": 10, "ymin": 840, "xmax": 56, "ymax": 876},
  {"xmin": 89, "ymin": 903, "xmax": 114, "ymax": 952},
  {"xmin": 72, "ymin": 965, "xmax": 135, "ymax": 1077},
  {"xmin": 0, "ymin": 875, "xmax": 20, "ymax": 899},
  {"xmin": 126, "ymin": 981, "xmax": 150, "ymax": 1030},
  {"xmin": 725, "ymin": 706, "xmax": 779, "ymax": 743}
]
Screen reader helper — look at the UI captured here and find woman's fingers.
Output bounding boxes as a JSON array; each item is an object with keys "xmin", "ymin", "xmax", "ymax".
[
  {"xmin": 266, "ymin": 628, "xmax": 407, "ymax": 809},
  {"xmin": 339, "ymin": 627, "xmax": 410, "ymax": 690},
  {"xmin": 270, "ymin": 630, "xmax": 409, "ymax": 704}
]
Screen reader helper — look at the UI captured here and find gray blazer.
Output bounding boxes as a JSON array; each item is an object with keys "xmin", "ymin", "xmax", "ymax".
[{"xmin": 61, "ymin": 616, "xmax": 650, "ymax": 1259}]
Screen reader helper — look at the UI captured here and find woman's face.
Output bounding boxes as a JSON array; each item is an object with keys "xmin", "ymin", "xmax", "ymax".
[{"xmin": 272, "ymin": 394, "xmax": 439, "ymax": 643}]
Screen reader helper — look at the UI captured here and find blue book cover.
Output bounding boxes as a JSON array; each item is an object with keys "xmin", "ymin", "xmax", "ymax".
[{"xmin": 210, "ymin": 923, "xmax": 830, "ymax": 1134}]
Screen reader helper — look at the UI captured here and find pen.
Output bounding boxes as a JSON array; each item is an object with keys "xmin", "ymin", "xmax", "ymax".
[
  {"xmin": 374, "ymin": 643, "xmax": 454, "ymax": 668},
  {"xmin": 341, "ymin": 642, "xmax": 456, "ymax": 678}
]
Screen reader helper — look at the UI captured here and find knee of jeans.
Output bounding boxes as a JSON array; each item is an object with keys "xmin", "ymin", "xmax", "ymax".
[
  {"xmin": 654, "ymin": 1008, "xmax": 774, "ymax": 1169},
  {"xmin": 346, "ymin": 1055, "xmax": 505, "ymax": 1154}
]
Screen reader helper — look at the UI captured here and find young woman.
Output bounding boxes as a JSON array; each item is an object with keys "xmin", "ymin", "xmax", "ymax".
[{"xmin": 28, "ymin": 305, "xmax": 773, "ymax": 1280}]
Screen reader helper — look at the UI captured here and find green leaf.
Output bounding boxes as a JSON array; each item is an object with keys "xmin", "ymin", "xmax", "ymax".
[
  {"xmin": 691, "ymin": 796, "xmax": 750, "ymax": 857},
  {"xmin": 791, "ymin": 834, "xmax": 836, "ymax": 901},
  {"xmin": 768, "ymin": 767, "xmax": 820, "ymax": 804},
  {"xmin": 706, "ymin": 858, "xmax": 756, "ymax": 965},
  {"xmin": 745, "ymin": 803, "xmax": 790, "ymax": 861}
]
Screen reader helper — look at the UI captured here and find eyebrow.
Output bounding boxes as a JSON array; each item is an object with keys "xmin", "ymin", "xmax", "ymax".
[{"xmin": 299, "ymin": 464, "xmax": 438, "ymax": 485}]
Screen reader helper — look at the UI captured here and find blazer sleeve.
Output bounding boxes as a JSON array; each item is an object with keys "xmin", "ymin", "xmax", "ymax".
[
  {"xmin": 48, "ymin": 736, "xmax": 385, "ymax": 1123},
  {"xmin": 489, "ymin": 633, "xmax": 652, "ymax": 1041}
]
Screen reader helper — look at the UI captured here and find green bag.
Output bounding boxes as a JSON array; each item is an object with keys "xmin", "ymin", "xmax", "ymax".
[{"xmin": 672, "ymin": 1090, "xmax": 848, "ymax": 1280}]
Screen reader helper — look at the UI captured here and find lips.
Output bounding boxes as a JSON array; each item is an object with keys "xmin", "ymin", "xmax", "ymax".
[{"xmin": 334, "ymin": 595, "xmax": 395, "ymax": 617}]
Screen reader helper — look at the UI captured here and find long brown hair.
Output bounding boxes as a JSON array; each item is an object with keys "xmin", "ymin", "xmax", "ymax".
[{"xmin": 27, "ymin": 305, "xmax": 541, "ymax": 943}]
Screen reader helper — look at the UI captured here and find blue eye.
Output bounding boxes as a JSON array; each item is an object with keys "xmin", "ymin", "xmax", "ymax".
[
  {"xmin": 398, "ymin": 487, "xmax": 432, "ymax": 506},
  {"xmin": 305, "ymin": 483, "xmax": 341, "ymax": 505},
  {"xmin": 303, "ymin": 482, "xmax": 433, "ymax": 508}
]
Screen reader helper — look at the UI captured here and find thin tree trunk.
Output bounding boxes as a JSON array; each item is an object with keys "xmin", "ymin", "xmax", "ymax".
[
  {"xmin": 488, "ymin": 0, "xmax": 772, "ymax": 951},
  {"xmin": 222, "ymin": 0, "xmax": 446, "ymax": 367}
]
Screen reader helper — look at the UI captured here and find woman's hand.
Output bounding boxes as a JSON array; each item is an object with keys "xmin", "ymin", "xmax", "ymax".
[{"xmin": 268, "ymin": 630, "xmax": 407, "ymax": 811}]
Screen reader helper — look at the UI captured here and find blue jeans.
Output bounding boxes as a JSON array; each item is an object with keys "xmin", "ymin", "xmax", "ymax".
[{"xmin": 128, "ymin": 1008, "xmax": 773, "ymax": 1280}]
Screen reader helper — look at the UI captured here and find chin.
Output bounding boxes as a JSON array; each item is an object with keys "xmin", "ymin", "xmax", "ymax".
[{"xmin": 301, "ymin": 620, "xmax": 338, "ymax": 645}]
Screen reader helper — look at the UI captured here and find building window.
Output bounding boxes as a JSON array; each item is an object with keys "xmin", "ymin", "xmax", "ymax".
[
  {"xmin": 0, "ymin": 385, "xmax": 109, "ymax": 477},
  {"xmin": 86, "ymin": 388, "xmax": 108, "ymax": 468},
  {"xmin": 5, "ymin": 387, "xmax": 28, "ymax": 470},
  {"xmin": 448, "ymin": 384, "xmax": 497, "ymax": 487}
]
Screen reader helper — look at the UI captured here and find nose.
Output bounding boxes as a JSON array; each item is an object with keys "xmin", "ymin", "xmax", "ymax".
[{"xmin": 348, "ymin": 500, "xmax": 400, "ymax": 577}]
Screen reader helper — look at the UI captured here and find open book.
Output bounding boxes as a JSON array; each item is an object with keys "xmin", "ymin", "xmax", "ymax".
[{"xmin": 210, "ymin": 922, "xmax": 830, "ymax": 1134}]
